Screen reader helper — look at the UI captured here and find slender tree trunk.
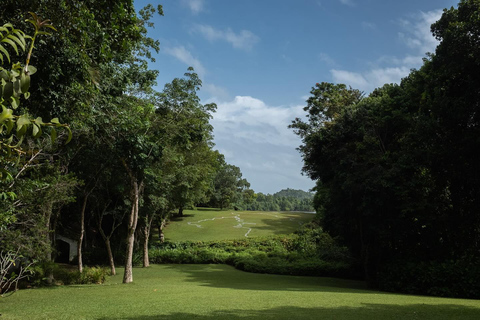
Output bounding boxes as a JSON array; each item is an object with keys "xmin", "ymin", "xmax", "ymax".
[
  {"xmin": 156, "ymin": 219, "xmax": 166, "ymax": 242},
  {"xmin": 44, "ymin": 204, "xmax": 54, "ymax": 284},
  {"xmin": 143, "ymin": 223, "xmax": 150, "ymax": 268},
  {"xmin": 178, "ymin": 206, "xmax": 184, "ymax": 216},
  {"xmin": 143, "ymin": 213, "xmax": 155, "ymax": 268},
  {"xmin": 97, "ymin": 201, "xmax": 120, "ymax": 277},
  {"xmin": 123, "ymin": 178, "xmax": 142, "ymax": 284},
  {"xmin": 159, "ymin": 218, "xmax": 166, "ymax": 243},
  {"xmin": 105, "ymin": 239, "xmax": 116, "ymax": 276},
  {"xmin": 78, "ymin": 194, "xmax": 88, "ymax": 273}
]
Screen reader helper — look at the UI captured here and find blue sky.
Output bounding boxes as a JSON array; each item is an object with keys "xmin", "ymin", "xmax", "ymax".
[{"xmin": 134, "ymin": 0, "xmax": 458, "ymax": 194}]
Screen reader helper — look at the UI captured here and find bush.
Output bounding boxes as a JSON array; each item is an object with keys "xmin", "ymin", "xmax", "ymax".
[
  {"xmin": 30, "ymin": 263, "xmax": 110, "ymax": 286},
  {"xmin": 77, "ymin": 266, "xmax": 110, "ymax": 284},
  {"xmin": 378, "ymin": 258, "xmax": 480, "ymax": 299},
  {"xmin": 149, "ymin": 225, "xmax": 358, "ymax": 279}
]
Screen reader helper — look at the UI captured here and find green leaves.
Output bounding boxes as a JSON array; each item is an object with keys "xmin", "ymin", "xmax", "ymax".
[
  {"xmin": 0, "ymin": 105, "xmax": 13, "ymax": 123},
  {"xmin": 0, "ymin": 23, "xmax": 26, "ymax": 64},
  {"xmin": 0, "ymin": 14, "xmax": 71, "ymax": 186},
  {"xmin": 25, "ymin": 12, "xmax": 57, "ymax": 34}
]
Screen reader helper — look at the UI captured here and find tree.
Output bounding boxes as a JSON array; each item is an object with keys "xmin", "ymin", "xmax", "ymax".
[
  {"xmin": 208, "ymin": 153, "xmax": 250, "ymax": 209},
  {"xmin": 291, "ymin": 0, "xmax": 480, "ymax": 287},
  {"xmin": 1, "ymin": 15, "xmax": 74, "ymax": 274},
  {"xmin": 156, "ymin": 68, "xmax": 217, "ymax": 216}
]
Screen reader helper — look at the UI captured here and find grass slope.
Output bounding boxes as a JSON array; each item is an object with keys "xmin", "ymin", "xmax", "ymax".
[
  {"xmin": 165, "ymin": 209, "xmax": 314, "ymax": 242},
  {"xmin": 1, "ymin": 265, "xmax": 479, "ymax": 319}
]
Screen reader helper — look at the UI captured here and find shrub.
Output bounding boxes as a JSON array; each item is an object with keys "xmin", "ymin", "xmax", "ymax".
[
  {"xmin": 77, "ymin": 266, "xmax": 110, "ymax": 284},
  {"xmin": 149, "ymin": 225, "xmax": 358, "ymax": 279},
  {"xmin": 30, "ymin": 263, "xmax": 110, "ymax": 286}
]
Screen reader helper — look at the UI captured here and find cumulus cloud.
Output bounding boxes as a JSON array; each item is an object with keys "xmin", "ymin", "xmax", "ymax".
[
  {"xmin": 164, "ymin": 46, "xmax": 206, "ymax": 77},
  {"xmin": 330, "ymin": 9, "xmax": 443, "ymax": 93},
  {"xmin": 192, "ymin": 24, "xmax": 260, "ymax": 51},
  {"xmin": 212, "ymin": 96, "xmax": 304, "ymax": 147},
  {"xmin": 181, "ymin": 0, "xmax": 205, "ymax": 14},
  {"xmin": 211, "ymin": 96, "xmax": 314, "ymax": 193}
]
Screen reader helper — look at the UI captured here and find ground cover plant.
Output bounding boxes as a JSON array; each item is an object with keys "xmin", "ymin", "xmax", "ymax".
[
  {"xmin": 1, "ymin": 264, "xmax": 479, "ymax": 320},
  {"xmin": 164, "ymin": 209, "xmax": 314, "ymax": 242}
]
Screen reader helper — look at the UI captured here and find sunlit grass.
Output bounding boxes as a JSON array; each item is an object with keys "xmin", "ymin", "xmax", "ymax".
[
  {"xmin": 164, "ymin": 209, "xmax": 314, "ymax": 242},
  {"xmin": 1, "ymin": 264, "xmax": 479, "ymax": 319}
]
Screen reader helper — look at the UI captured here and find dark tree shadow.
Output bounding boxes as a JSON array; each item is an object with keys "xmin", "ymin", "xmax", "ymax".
[
  {"xmin": 160, "ymin": 264, "xmax": 370, "ymax": 293},
  {"xmin": 252, "ymin": 217, "xmax": 305, "ymax": 235},
  {"xmin": 96, "ymin": 304, "xmax": 480, "ymax": 320},
  {"xmin": 169, "ymin": 214, "xmax": 195, "ymax": 222}
]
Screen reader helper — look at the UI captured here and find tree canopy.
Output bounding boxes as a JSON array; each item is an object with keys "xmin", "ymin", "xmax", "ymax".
[{"xmin": 292, "ymin": 0, "xmax": 480, "ymax": 291}]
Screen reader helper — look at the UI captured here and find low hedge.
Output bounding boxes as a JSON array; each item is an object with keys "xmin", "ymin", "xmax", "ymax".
[{"xmin": 149, "ymin": 225, "xmax": 358, "ymax": 278}]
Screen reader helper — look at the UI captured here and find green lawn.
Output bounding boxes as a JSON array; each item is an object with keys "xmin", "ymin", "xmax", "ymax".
[
  {"xmin": 1, "ymin": 264, "xmax": 479, "ymax": 319},
  {"xmin": 164, "ymin": 209, "xmax": 314, "ymax": 242}
]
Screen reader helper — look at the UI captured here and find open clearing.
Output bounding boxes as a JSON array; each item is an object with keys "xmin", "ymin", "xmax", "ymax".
[
  {"xmin": 1, "ymin": 264, "xmax": 479, "ymax": 320},
  {"xmin": 164, "ymin": 209, "xmax": 314, "ymax": 242}
]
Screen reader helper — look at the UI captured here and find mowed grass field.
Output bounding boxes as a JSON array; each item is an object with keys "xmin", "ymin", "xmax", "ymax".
[
  {"xmin": 164, "ymin": 209, "xmax": 315, "ymax": 242},
  {"xmin": 2, "ymin": 264, "xmax": 480, "ymax": 320}
]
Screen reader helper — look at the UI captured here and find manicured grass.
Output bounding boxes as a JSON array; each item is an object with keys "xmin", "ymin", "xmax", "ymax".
[
  {"xmin": 165, "ymin": 209, "xmax": 314, "ymax": 242},
  {"xmin": 1, "ymin": 264, "xmax": 479, "ymax": 319}
]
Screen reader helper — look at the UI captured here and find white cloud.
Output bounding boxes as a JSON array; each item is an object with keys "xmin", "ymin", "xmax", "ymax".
[
  {"xmin": 193, "ymin": 24, "xmax": 260, "ymax": 51},
  {"xmin": 331, "ymin": 67, "xmax": 411, "ymax": 92},
  {"xmin": 398, "ymin": 9, "xmax": 443, "ymax": 55},
  {"xmin": 212, "ymin": 96, "xmax": 305, "ymax": 147},
  {"xmin": 331, "ymin": 69, "xmax": 369, "ymax": 90},
  {"xmin": 330, "ymin": 9, "xmax": 443, "ymax": 93},
  {"xmin": 211, "ymin": 96, "xmax": 314, "ymax": 193},
  {"xmin": 339, "ymin": 0, "xmax": 355, "ymax": 7},
  {"xmin": 181, "ymin": 0, "xmax": 205, "ymax": 14},
  {"xmin": 164, "ymin": 46, "xmax": 206, "ymax": 77}
]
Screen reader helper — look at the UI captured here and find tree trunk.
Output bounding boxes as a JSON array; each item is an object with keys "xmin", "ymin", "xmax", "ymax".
[
  {"xmin": 78, "ymin": 194, "xmax": 88, "ymax": 273},
  {"xmin": 143, "ymin": 212, "xmax": 156, "ymax": 268},
  {"xmin": 159, "ymin": 218, "xmax": 166, "ymax": 243},
  {"xmin": 178, "ymin": 206, "xmax": 184, "ymax": 216},
  {"xmin": 97, "ymin": 200, "xmax": 121, "ymax": 277},
  {"xmin": 105, "ymin": 239, "xmax": 116, "ymax": 276},
  {"xmin": 143, "ymin": 223, "xmax": 150, "ymax": 268},
  {"xmin": 123, "ymin": 178, "xmax": 142, "ymax": 284},
  {"xmin": 44, "ymin": 204, "xmax": 54, "ymax": 284}
]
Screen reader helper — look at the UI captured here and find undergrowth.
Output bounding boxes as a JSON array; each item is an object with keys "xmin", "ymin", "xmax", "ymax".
[
  {"xmin": 150, "ymin": 223, "xmax": 360, "ymax": 278},
  {"xmin": 30, "ymin": 262, "xmax": 110, "ymax": 286}
]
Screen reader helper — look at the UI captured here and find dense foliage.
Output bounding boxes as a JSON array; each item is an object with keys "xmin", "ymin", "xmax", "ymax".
[{"xmin": 291, "ymin": 0, "xmax": 480, "ymax": 298}]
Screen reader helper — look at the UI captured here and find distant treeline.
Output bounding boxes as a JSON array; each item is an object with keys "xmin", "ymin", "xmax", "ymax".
[{"xmin": 243, "ymin": 188, "xmax": 315, "ymax": 212}]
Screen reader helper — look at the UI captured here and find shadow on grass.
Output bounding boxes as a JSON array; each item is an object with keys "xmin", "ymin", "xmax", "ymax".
[
  {"xmin": 169, "ymin": 214, "xmax": 195, "ymax": 222},
  {"xmin": 162, "ymin": 264, "xmax": 369, "ymax": 293},
  {"xmin": 97, "ymin": 304, "xmax": 480, "ymax": 320},
  {"xmin": 252, "ymin": 217, "xmax": 306, "ymax": 235}
]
